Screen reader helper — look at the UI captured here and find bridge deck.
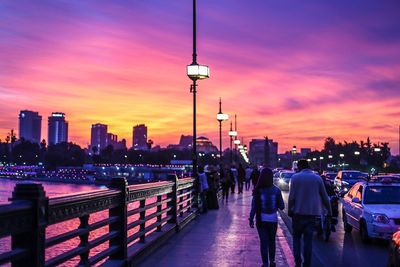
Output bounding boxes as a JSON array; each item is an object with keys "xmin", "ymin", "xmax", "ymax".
[{"xmin": 139, "ymin": 190, "xmax": 295, "ymax": 267}]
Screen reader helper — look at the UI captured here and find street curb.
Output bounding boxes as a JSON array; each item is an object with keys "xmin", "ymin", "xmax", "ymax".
[{"xmin": 278, "ymin": 210, "xmax": 325, "ymax": 266}]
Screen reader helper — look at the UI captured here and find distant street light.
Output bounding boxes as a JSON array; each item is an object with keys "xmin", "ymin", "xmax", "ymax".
[
  {"xmin": 228, "ymin": 122, "xmax": 237, "ymax": 164},
  {"xmin": 328, "ymin": 155, "xmax": 333, "ymax": 159},
  {"xmin": 374, "ymin": 147, "xmax": 381, "ymax": 152},
  {"xmin": 354, "ymin": 151, "xmax": 360, "ymax": 155},
  {"xmin": 187, "ymin": 0, "xmax": 209, "ymax": 178},
  {"xmin": 291, "ymin": 146, "xmax": 297, "ymax": 166},
  {"xmin": 339, "ymin": 153, "xmax": 345, "ymax": 170},
  {"xmin": 217, "ymin": 98, "xmax": 229, "ymax": 175},
  {"xmin": 319, "ymin": 156, "xmax": 324, "ymax": 170}
]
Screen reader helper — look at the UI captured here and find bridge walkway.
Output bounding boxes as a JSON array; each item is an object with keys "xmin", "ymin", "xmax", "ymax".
[{"xmin": 139, "ymin": 189, "xmax": 295, "ymax": 267}]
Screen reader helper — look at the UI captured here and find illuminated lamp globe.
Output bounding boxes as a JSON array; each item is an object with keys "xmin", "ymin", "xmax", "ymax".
[
  {"xmin": 217, "ymin": 112, "xmax": 229, "ymax": 122},
  {"xmin": 187, "ymin": 64, "xmax": 210, "ymax": 80}
]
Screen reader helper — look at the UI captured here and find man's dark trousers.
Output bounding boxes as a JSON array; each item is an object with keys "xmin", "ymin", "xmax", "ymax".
[{"xmin": 292, "ymin": 214, "xmax": 316, "ymax": 267}]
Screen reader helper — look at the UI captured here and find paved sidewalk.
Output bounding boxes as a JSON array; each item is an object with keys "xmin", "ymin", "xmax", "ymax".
[{"xmin": 139, "ymin": 190, "xmax": 295, "ymax": 267}]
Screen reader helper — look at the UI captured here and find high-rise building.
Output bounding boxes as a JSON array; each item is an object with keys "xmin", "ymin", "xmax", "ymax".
[
  {"xmin": 249, "ymin": 138, "xmax": 278, "ymax": 167},
  {"xmin": 132, "ymin": 124, "xmax": 148, "ymax": 150},
  {"xmin": 106, "ymin": 133, "xmax": 118, "ymax": 149},
  {"xmin": 91, "ymin": 123, "xmax": 108, "ymax": 153},
  {"xmin": 19, "ymin": 110, "xmax": 42, "ymax": 143},
  {"xmin": 48, "ymin": 112, "xmax": 68, "ymax": 145}
]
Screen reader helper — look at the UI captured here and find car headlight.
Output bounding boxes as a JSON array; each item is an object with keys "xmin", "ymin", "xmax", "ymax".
[
  {"xmin": 372, "ymin": 214, "xmax": 390, "ymax": 224},
  {"xmin": 343, "ymin": 187, "xmax": 348, "ymax": 192},
  {"xmin": 279, "ymin": 178, "xmax": 285, "ymax": 184}
]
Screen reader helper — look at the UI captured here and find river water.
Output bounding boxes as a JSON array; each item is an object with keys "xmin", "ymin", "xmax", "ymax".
[{"xmin": 0, "ymin": 179, "xmax": 147, "ymax": 266}]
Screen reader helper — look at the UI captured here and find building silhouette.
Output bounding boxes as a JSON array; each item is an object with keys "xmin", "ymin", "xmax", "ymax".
[
  {"xmin": 132, "ymin": 124, "xmax": 148, "ymax": 150},
  {"xmin": 167, "ymin": 135, "xmax": 193, "ymax": 150},
  {"xmin": 106, "ymin": 133, "xmax": 127, "ymax": 150},
  {"xmin": 48, "ymin": 112, "xmax": 68, "ymax": 145},
  {"xmin": 19, "ymin": 110, "xmax": 42, "ymax": 143},
  {"xmin": 91, "ymin": 123, "xmax": 108, "ymax": 153},
  {"xmin": 196, "ymin": 136, "xmax": 218, "ymax": 154},
  {"xmin": 249, "ymin": 138, "xmax": 278, "ymax": 167}
]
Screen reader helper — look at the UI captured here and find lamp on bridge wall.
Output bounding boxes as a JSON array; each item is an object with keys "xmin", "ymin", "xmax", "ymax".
[
  {"xmin": 187, "ymin": 0, "xmax": 209, "ymax": 178},
  {"xmin": 216, "ymin": 98, "xmax": 228, "ymax": 176}
]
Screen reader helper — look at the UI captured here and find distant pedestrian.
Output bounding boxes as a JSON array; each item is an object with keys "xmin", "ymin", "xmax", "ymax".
[
  {"xmin": 221, "ymin": 167, "xmax": 233, "ymax": 202},
  {"xmin": 237, "ymin": 163, "xmax": 245, "ymax": 194},
  {"xmin": 249, "ymin": 167, "xmax": 284, "ymax": 267},
  {"xmin": 198, "ymin": 166, "xmax": 209, "ymax": 213},
  {"xmin": 245, "ymin": 165, "xmax": 253, "ymax": 191},
  {"xmin": 206, "ymin": 165, "xmax": 219, "ymax": 209},
  {"xmin": 230, "ymin": 165, "xmax": 237, "ymax": 193},
  {"xmin": 250, "ymin": 166, "xmax": 260, "ymax": 189},
  {"xmin": 288, "ymin": 159, "xmax": 331, "ymax": 267}
]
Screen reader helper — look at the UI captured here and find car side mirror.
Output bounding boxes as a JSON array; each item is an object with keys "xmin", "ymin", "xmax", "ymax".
[{"xmin": 352, "ymin": 197, "xmax": 360, "ymax": 204}]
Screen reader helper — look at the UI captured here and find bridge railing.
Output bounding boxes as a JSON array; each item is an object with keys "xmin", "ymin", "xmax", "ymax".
[{"xmin": 0, "ymin": 176, "xmax": 196, "ymax": 267}]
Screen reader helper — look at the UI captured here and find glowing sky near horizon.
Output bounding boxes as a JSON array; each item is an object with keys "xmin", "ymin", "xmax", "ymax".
[{"xmin": 1, "ymin": 0, "xmax": 400, "ymax": 154}]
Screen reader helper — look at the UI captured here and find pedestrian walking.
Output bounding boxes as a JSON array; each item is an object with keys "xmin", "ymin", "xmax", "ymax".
[
  {"xmin": 288, "ymin": 159, "xmax": 331, "ymax": 267},
  {"xmin": 237, "ymin": 163, "xmax": 245, "ymax": 194},
  {"xmin": 230, "ymin": 165, "xmax": 237, "ymax": 193},
  {"xmin": 198, "ymin": 166, "xmax": 209, "ymax": 213},
  {"xmin": 250, "ymin": 166, "xmax": 260, "ymax": 189},
  {"xmin": 206, "ymin": 165, "xmax": 219, "ymax": 209},
  {"xmin": 245, "ymin": 165, "xmax": 253, "ymax": 191},
  {"xmin": 249, "ymin": 167, "xmax": 284, "ymax": 267},
  {"xmin": 221, "ymin": 166, "xmax": 233, "ymax": 202}
]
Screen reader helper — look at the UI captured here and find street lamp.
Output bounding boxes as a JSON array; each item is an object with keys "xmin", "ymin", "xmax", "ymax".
[
  {"xmin": 339, "ymin": 153, "xmax": 345, "ymax": 170},
  {"xmin": 328, "ymin": 155, "xmax": 333, "ymax": 159},
  {"xmin": 228, "ymin": 122, "xmax": 237, "ymax": 164},
  {"xmin": 187, "ymin": 0, "xmax": 209, "ymax": 178},
  {"xmin": 291, "ymin": 146, "xmax": 297, "ymax": 166},
  {"xmin": 354, "ymin": 151, "xmax": 360, "ymax": 155},
  {"xmin": 233, "ymin": 114, "xmax": 239, "ymax": 163},
  {"xmin": 216, "ymin": 97, "xmax": 229, "ymax": 175},
  {"xmin": 319, "ymin": 156, "xmax": 324, "ymax": 170}
]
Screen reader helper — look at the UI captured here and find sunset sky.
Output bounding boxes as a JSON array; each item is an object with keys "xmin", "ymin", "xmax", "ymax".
[{"xmin": 1, "ymin": 0, "xmax": 399, "ymax": 154}]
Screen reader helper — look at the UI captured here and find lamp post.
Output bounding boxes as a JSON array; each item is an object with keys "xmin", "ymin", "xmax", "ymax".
[
  {"xmin": 233, "ymin": 115, "xmax": 240, "ymax": 163},
  {"xmin": 228, "ymin": 122, "xmax": 237, "ymax": 165},
  {"xmin": 291, "ymin": 146, "xmax": 297, "ymax": 167},
  {"xmin": 339, "ymin": 153, "xmax": 345, "ymax": 170},
  {"xmin": 187, "ymin": 0, "xmax": 209, "ymax": 178},
  {"xmin": 319, "ymin": 156, "xmax": 324, "ymax": 171},
  {"xmin": 217, "ymin": 98, "xmax": 229, "ymax": 174}
]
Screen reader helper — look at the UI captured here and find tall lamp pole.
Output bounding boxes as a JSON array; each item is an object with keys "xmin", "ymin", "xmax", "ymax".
[
  {"xmin": 187, "ymin": 0, "xmax": 209, "ymax": 178},
  {"xmin": 217, "ymin": 98, "xmax": 229, "ymax": 174},
  {"xmin": 233, "ymin": 115, "xmax": 241, "ymax": 163},
  {"xmin": 228, "ymin": 122, "xmax": 237, "ymax": 165}
]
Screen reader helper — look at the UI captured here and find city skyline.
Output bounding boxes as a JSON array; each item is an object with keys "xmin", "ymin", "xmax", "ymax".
[{"xmin": 1, "ymin": 1, "xmax": 399, "ymax": 154}]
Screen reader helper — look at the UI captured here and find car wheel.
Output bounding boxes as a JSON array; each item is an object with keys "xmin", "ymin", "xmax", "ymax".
[
  {"xmin": 360, "ymin": 221, "xmax": 370, "ymax": 243},
  {"xmin": 342, "ymin": 210, "xmax": 352, "ymax": 233}
]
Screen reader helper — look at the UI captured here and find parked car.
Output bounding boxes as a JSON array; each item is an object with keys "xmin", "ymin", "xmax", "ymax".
[
  {"xmin": 322, "ymin": 171, "xmax": 337, "ymax": 182},
  {"xmin": 273, "ymin": 170, "xmax": 295, "ymax": 191},
  {"xmin": 388, "ymin": 231, "xmax": 400, "ymax": 267},
  {"xmin": 341, "ymin": 176, "xmax": 400, "ymax": 243},
  {"xmin": 334, "ymin": 170, "xmax": 368, "ymax": 196}
]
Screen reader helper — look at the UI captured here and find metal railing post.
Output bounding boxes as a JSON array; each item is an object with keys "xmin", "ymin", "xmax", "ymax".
[
  {"xmin": 10, "ymin": 183, "xmax": 48, "ymax": 267},
  {"xmin": 167, "ymin": 175, "xmax": 178, "ymax": 226},
  {"xmin": 109, "ymin": 177, "xmax": 128, "ymax": 262}
]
